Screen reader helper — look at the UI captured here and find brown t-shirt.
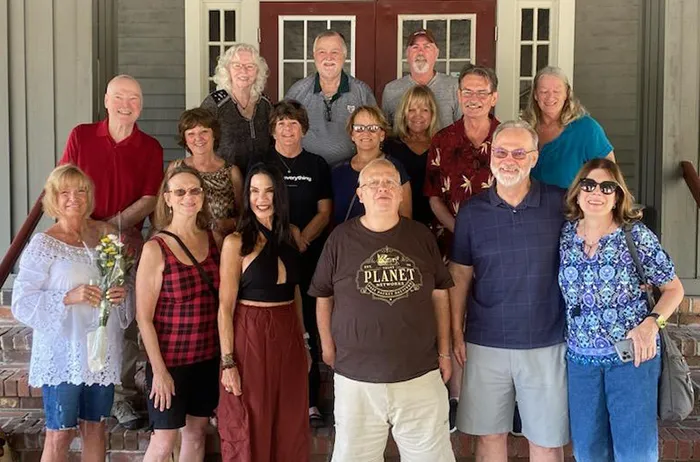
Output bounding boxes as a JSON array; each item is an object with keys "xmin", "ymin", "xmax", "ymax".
[{"xmin": 309, "ymin": 217, "xmax": 454, "ymax": 383}]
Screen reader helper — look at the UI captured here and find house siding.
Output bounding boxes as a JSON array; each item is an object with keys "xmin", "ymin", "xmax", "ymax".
[
  {"xmin": 573, "ymin": 0, "xmax": 641, "ymax": 194},
  {"xmin": 117, "ymin": 0, "xmax": 186, "ymax": 165}
]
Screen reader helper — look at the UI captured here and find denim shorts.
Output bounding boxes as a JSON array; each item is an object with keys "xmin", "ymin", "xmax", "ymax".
[{"xmin": 42, "ymin": 383, "xmax": 115, "ymax": 430}]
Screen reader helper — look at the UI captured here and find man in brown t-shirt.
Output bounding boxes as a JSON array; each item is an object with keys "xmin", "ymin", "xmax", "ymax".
[{"xmin": 309, "ymin": 158, "xmax": 455, "ymax": 462}]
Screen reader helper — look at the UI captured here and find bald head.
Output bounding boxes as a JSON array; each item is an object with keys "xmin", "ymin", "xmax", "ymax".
[{"xmin": 104, "ymin": 74, "xmax": 143, "ymax": 126}]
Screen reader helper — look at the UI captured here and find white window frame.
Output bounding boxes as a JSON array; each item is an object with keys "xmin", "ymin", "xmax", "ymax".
[
  {"xmin": 277, "ymin": 15, "xmax": 356, "ymax": 100},
  {"xmin": 396, "ymin": 14, "xmax": 477, "ymax": 79},
  {"xmin": 185, "ymin": 0, "xmax": 260, "ymax": 108},
  {"xmin": 495, "ymin": 0, "xmax": 575, "ymax": 121}
]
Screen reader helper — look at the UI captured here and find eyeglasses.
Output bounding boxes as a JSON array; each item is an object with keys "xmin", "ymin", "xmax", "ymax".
[
  {"xmin": 361, "ymin": 179, "xmax": 400, "ymax": 190},
  {"xmin": 459, "ymin": 89, "xmax": 493, "ymax": 99},
  {"xmin": 352, "ymin": 124, "xmax": 382, "ymax": 133},
  {"xmin": 491, "ymin": 147, "xmax": 536, "ymax": 160},
  {"xmin": 167, "ymin": 187, "xmax": 204, "ymax": 197},
  {"xmin": 231, "ymin": 62, "xmax": 257, "ymax": 72},
  {"xmin": 579, "ymin": 178, "xmax": 619, "ymax": 195}
]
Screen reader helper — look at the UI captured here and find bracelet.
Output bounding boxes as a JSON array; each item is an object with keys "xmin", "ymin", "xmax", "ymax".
[
  {"xmin": 221, "ymin": 353, "xmax": 237, "ymax": 369},
  {"xmin": 438, "ymin": 353, "xmax": 451, "ymax": 359}
]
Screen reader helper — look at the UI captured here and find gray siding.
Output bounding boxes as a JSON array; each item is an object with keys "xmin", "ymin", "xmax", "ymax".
[
  {"xmin": 1, "ymin": 0, "xmax": 94, "ymax": 269},
  {"xmin": 573, "ymin": 0, "xmax": 641, "ymax": 194},
  {"xmin": 117, "ymin": 0, "xmax": 186, "ymax": 164}
]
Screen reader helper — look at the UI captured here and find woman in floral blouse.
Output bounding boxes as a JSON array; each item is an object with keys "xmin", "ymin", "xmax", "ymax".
[{"xmin": 559, "ymin": 158, "xmax": 684, "ymax": 462}]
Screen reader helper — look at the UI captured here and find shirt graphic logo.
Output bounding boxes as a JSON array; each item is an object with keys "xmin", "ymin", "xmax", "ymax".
[
  {"xmin": 356, "ymin": 246, "xmax": 423, "ymax": 305},
  {"xmin": 347, "ymin": 105, "xmax": 356, "ymax": 114}
]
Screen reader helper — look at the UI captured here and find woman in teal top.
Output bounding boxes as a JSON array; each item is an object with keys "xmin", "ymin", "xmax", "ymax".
[{"xmin": 523, "ymin": 66, "xmax": 615, "ymax": 188}]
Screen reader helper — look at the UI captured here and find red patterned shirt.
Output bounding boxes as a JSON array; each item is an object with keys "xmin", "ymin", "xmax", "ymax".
[
  {"xmin": 151, "ymin": 232, "xmax": 220, "ymax": 367},
  {"xmin": 424, "ymin": 116, "xmax": 500, "ymax": 257}
]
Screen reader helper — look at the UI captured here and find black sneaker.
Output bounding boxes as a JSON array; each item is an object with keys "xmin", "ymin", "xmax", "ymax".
[{"xmin": 449, "ymin": 398, "xmax": 459, "ymax": 433}]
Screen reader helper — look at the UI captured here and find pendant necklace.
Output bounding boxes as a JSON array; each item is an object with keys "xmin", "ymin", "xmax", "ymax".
[{"xmin": 277, "ymin": 152, "xmax": 298, "ymax": 173}]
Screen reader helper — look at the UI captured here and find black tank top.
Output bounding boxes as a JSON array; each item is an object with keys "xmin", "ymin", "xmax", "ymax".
[{"xmin": 238, "ymin": 225, "xmax": 299, "ymax": 302}]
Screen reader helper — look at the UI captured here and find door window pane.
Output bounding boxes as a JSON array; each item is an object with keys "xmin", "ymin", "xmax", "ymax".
[
  {"xmin": 537, "ymin": 9, "xmax": 550, "ymax": 41},
  {"xmin": 206, "ymin": 7, "xmax": 239, "ymax": 92},
  {"xmin": 279, "ymin": 16, "xmax": 356, "ymax": 99},
  {"xmin": 521, "ymin": 9, "xmax": 533, "ymax": 41},
  {"xmin": 224, "ymin": 11, "xmax": 236, "ymax": 42},
  {"xmin": 209, "ymin": 10, "xmax": 221, "ymax": 42},
  {"xmin": 398, "ymin": 15, "xmax": 475, "ymax": 79},
  {"xmin": 518, "ymin": 7, "xmax": 551, "ymax": 111}
]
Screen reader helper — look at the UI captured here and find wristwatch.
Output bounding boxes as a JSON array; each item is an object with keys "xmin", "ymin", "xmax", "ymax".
[{"xmin": 646, "ymin": 313, "xmax": 667, "ymax": 329}]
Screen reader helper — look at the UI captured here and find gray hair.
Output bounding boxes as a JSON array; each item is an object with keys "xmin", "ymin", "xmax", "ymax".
[
  {"xmin": 521, "ymin": 66, "xmax": 587, "ymax": 128},
  {"xmin": 312, "ymin": 30, "xmax": 348, "ymax": 57},
  {"xmin": 106, "ymin": 74, "xmax": 142, "ymax": 98},
  {"xmin": 213, "ymin": 43, "xmax": 270, "ymax": 101},
  {"xmin": 493, "ymin": 120, "xmax": 539, "ymax": 150},
  {"xmin": 458, "ymin": 64, "xmax": 499, "ymax": 92},
  {"xmin": 358, "ymin": 158, "xmax": 400, "ymax": 185}
]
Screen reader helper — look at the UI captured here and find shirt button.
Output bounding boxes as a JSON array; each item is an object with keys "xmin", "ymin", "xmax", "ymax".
[{"xmin": 512, "ymin": 210, "xmax": 517, "ymax": 213}]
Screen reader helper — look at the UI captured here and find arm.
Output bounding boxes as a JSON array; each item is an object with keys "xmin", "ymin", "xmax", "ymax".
[
  {"xmin": 399, "ymin": 183, "xmax": 412, "ymax": 219},
  {"xmin": 429, "ymin": 197, "xmax": 456, "ymax": 233},
  {"xmin": 134, "ymin": 240, "xmax": 175, "ymax": 411},
  {"xmin": 230, "ymin": 165, "xmax": 244, "ymax": 214},
  {"xmin": 218, "ymin": 233, "xmax": 244, "ymax": 395},
  {"xmin": 109, "ymin": 196, "xmax": 157, "ymax": 229},
  {"xmin": 316, "ymin": 296, "xmax": 335, "ymax": 367},
  {"xmin": 301, "ymin": 199, "xmax": 332, "ymax": 247},
  {"xmin": 448, "ymin": 262, "xmax": 474, "ymax": 367},
  {"xmin": 294, "ymin": 286, "xmax": 313, "ymax": 371},
  {"xmin": 432, "ymin": 288, "xmax": 452, "ymax": 383}
]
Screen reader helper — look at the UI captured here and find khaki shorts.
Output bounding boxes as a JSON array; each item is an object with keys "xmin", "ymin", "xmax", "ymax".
[{"xmin": 457, "ymin": 342, "xmax": 570, "ymax": 448}]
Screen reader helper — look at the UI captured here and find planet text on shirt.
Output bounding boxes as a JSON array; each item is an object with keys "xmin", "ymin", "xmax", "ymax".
[{"xmin": 356, "ymin": 246, "xmax": 423, "ymax": 305}]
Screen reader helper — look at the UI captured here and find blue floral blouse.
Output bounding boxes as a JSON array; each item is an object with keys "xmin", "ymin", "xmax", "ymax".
[{"xmin": 558, "ymin": 220, "xmax": 676, "ymax": 366}]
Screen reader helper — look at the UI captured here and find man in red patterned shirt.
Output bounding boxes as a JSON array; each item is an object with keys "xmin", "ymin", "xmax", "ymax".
[
  {"xmin": 423, "ymin": 65, "xmax": 500, "ymax": 432},
  {"xmin": 424, "ymin": 65, "xmax": 500, "ymax": 260}
]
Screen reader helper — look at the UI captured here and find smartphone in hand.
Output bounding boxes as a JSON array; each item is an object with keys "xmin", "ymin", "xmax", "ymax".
[{"xmin": 614, "ymin": 339, "xmax": 635, "ymax": 363}]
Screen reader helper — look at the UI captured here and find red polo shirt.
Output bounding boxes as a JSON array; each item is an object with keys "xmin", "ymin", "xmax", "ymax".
[{"xmin": 60, "ymin": 119, "xmax": 164, "ymax": 230}]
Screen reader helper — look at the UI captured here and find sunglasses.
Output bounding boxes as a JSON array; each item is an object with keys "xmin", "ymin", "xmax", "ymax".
[
  {"xmin": 168, "ymin": 187, "xmax": 203, "ymax": 197},
  {"xmin": 352, "ymin": 124, "xmax": 382, "ymax": 133},
  {"xmin": 491, "ymin": 147, "xmax": 536, "ymax": 160},
  {"xmin": 579, "ymin": 178, "xmax": 618, "ymax": 195}
]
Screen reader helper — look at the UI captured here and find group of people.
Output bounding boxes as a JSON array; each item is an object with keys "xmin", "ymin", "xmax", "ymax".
[{"xmin": 10, "ymin": 25, "xmax": 685, "ymax": 462}]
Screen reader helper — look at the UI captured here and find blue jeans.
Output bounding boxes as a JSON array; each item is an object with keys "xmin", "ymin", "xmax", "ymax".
[
  {"xmin": 567, "ymin": 356, "xmax": 660, "ymax": 462},
  {"xmin": 42, "ymin": 383, "xmax": 115, "ymax": 430}
]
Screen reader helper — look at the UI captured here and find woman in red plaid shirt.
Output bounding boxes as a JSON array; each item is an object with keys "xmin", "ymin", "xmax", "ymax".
[
  {"xmin": 217, "ymin": 163, "xmax": 312, "ymax": 462},
  {"xmin": 136, "ymin": 165, "xmax": 222, "ymax": 462}
]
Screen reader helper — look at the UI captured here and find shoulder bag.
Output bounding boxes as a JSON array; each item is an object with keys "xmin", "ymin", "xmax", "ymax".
[
  {"xmin": 158, "ymin": 230, "xmax": 218, "ymax": 301},
  {"xmin": 623, "ymin": 225, "xmax": 694, "ymax": 421}
]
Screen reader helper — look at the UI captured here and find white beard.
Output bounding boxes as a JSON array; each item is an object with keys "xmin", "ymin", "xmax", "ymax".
[
  {"xmin": 491, "ymin": 164, "xmax": 531, "ymax": 188},
  {"xmin": 411, "ymin": 59, "xmax": 429, "ymax": 74}
]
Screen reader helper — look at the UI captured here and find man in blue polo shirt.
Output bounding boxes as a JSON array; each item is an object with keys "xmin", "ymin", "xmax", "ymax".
[
  {"xmin": 285, "ymin": 30, "xmax": 376, "ymax": 167},
  {"xmin": 449, "ymin": 120, "xmax": 569, "ymax": 462}
]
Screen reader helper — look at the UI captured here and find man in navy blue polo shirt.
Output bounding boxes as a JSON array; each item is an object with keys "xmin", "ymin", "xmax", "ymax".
[{"xmin": 449, "ymin": 120, "xmax": 569, "ymax": 462}]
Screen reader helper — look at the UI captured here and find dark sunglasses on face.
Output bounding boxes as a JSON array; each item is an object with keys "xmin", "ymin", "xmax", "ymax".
[
  {"xmin": 352, "ymin": 124, "xmax": 382, "ymax": 133},
  {"xmin": 491, "ymin": 147, "xmax": 536, "ymax": 160},
  {"xmin": 579, "ymin": 178, "xmax": 619, "ymax": 195},
  {"xmin": 168, "ymin": 187, "xmax": 203, "ymax": 197}
]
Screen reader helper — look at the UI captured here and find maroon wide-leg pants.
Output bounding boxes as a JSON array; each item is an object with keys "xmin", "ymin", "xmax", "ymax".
[{"xmin": 217, "ymin": 302, "xmax": 309, "ymax": 462}]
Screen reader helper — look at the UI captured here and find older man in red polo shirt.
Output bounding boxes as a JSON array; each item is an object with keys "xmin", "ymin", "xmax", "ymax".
[{"xmin": 60, "ymin": 74, "xmax": 163, "ymax": 429}]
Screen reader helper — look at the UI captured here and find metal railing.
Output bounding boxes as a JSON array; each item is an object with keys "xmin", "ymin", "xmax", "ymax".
[{"xmin": 0, "ymin": 194, "xmax": 44, "ymax": 289}]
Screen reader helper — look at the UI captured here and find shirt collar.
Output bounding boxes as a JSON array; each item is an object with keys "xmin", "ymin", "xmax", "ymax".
[
  {"xmin": 313, "ymin": 71, "xmax": 350, "ymax": 102},
  {"xmin": 97, "ymin": 118, "xmax": 142, "ymax": 147},
  {"xmin": 455, "ymin": 113, "xmax": 500, "ymax": 144},
  {"xmin": 488, "ymin": 178, "xmax": 542, "ymax": 209}
]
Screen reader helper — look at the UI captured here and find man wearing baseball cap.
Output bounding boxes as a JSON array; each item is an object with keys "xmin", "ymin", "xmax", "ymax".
[{"xmin": 381, "ymin": 29, "xmax": 461, "ymax": 130}]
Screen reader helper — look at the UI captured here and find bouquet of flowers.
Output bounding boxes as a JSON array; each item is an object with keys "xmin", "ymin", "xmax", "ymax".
[{"xmin": 87, "ymin": 233, "xmax": 134, "ymax": 373}]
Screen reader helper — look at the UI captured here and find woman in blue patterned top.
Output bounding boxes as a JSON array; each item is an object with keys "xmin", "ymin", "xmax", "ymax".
[{"xmin": 559, "ymin": 158, "xmax": 684, "ymax": 462}]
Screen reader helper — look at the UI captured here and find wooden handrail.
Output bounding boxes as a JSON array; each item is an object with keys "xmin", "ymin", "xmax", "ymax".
[
  {"xmin": 0, "ymin": 193, "xmax": 44, "ymax": 288},
  {"xmin": 681, "ymin": 161, "xmax": 700, "ymax": 209}
]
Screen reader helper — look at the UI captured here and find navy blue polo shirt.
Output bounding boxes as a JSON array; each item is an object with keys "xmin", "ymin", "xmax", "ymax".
[{"xmin": 451, "ymin": 179, "xmax": 566, "ymax": 349}]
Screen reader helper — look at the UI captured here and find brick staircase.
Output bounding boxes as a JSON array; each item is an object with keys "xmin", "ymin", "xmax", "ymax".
[{"xmin": 2, "ymin": 294, "xmax": 700, "ymax": 461}]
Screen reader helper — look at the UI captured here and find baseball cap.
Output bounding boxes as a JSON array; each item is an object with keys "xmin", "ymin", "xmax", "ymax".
[{"xmin": 407, "ymin": 29, "xmax": 437, "ymax": 47}]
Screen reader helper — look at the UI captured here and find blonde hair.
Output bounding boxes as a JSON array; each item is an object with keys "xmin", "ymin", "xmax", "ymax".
[
  {"xmin": 213, "ymin": 43, "xmax": 270, "ymax": 101},
  {"xmin": 393, "ymin": 85, "xmax": 439, "ymax": 140},
  {"xmin": 522, "ymin": 66, "xmax": 587, "ymax": 128},
  {"xmin": 153, "ymin": 166, "xmax": 212, "ymax": 231},
  {"xmin": 42, "ymin": 164, "xmax": 95, "ymax": 219},
  {"xmin": 346, "ymin": 106, "xmax": 390, "ymax": 137},
  {"xmin": 564, "ymin": 158, "xmax": 642, "ymax": 224}
]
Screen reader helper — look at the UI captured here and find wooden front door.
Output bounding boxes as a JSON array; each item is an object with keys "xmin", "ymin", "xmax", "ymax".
[{"xmin": 259, "ymin": 0, "xmax": 496, "ymax": 102}]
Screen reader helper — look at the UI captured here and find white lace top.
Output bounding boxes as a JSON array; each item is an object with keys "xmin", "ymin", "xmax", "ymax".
[{"xmin": 11, "ymin": 233, "xmax": 134, "ymax": 387}]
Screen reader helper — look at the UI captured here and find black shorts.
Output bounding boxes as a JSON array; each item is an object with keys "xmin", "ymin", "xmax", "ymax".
[{"xmin": 146, "ymin": 357, "xmax": 220, "ymax": 430}]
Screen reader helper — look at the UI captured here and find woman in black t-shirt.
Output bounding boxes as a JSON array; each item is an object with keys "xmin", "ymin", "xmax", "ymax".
[
  {"xmin": 383, "ymin": 85, "xmax": 439, "ymax": 227},
  {"xmin": 266, "ymin": 100, "xmax": 333, "ymax": 428}
]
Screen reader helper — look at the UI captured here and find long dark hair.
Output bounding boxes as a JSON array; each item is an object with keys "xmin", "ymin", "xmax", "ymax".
[{"xmin": 237, "ymin": 162, "xmax": 295, "ymax": 256}]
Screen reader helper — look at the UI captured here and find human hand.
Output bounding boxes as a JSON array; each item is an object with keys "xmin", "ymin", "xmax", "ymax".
[
  {"xmin": 626, "ymin": 317, "xmax": 659, "ymax": 367},
  {"xmin": 438, "ymin": 356, "xmax": 452, "ymax": 383},
  {"xmin": 321, "ymin": 342, "xmax": 336, "ymax": 368},
  {"xmin": 306, "ymin": 349, "xmax": 313, "ymax": 372},
  {"xmin": 64, "ymin": 284, "xmax": 102, "ymax": 307},
  {"xmin": 453, "ymin": 336, "xmax": 466, "ymax": 368},
  {"xmin": 106, "ymin": 285, "xmax": 127, "ymax": 305},
  {"xmin": 221, "ymin": 367, "xmax": 242, "ymax": 396},
  {"xmin": 150, "ymin": 369, "xmax": 176, "ymax": 411}
]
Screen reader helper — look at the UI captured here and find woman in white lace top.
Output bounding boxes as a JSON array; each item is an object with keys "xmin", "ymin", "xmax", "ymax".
[{"xmin": 12, "ymin": 165, "xmax": 132, "ymax": 461}]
